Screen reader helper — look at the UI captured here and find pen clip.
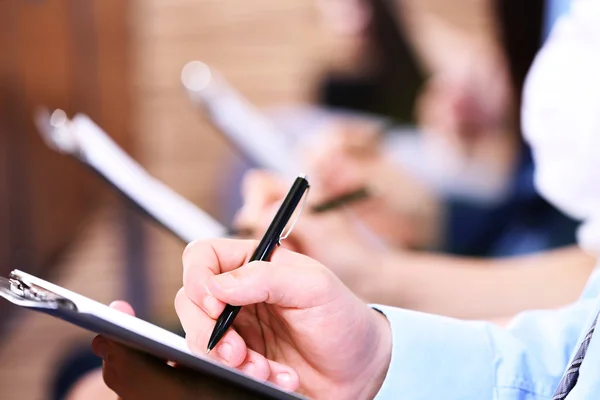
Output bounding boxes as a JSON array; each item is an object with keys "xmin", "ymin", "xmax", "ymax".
[{"xmin": 278, "ymin": 185, "xmax": 310, "ymax": 243}]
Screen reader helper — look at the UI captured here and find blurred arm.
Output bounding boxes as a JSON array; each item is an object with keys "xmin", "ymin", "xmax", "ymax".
[{"xmin": 355, "ymin": 245, "xmax": 594, "ymax": 320}]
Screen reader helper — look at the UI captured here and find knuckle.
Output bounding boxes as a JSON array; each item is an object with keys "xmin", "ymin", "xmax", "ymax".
[
  {"xmin": 182, "ymin": 240, "xmax": 202, "ymax": 265},
  {"xmin": 253, "ymin": 356, "xmax": 271, "ymax": 381},
  {"xmin": 174, "ymin": 288, "xmax": 186, "ymax": 317},
  {"xmin": 175, "ymin": 290, "xmax": 199, "ymax": 336},
  {"xmin": 182, "ymin": 274, "xmax": 204, "ymax": 306}
]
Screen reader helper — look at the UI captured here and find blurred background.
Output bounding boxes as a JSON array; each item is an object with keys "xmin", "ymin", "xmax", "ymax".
[{"xmin": 0, "ymin": 0, "xmax": 507, "ymax": 398}]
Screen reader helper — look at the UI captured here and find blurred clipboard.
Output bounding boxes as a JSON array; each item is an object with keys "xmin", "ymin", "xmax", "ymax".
[
  {"xmin": 181, "ymin": 61, "xmax": 301, "ymax": 178},
  {"xmin": 0, "ymin": 269, "xmax": 306, "ymax": 400},
  {"xmin": 35, "ymin": 109, "xmax": 227, "ymax": 244}
]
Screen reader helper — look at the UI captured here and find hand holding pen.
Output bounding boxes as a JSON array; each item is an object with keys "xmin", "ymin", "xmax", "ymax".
[
  {"xmin": 207, "ymin": 175, "xmax": 311, "ymax": 353},
  {"xmin": 176, "ymin": 236, "xmax": 392, "ymax": 398},
  {"xmin": 207, "ymin": 175, "xmax": 374, "ymax": 354}
]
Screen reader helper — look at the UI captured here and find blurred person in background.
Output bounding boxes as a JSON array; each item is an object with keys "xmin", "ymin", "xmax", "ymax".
[
  {"xmin": 307, "ymin": 0, "xmax": 578, "ymax": 257},
  {"xmin": 314, "ymin": 0, "xmax": 425, "ymax": 124}
]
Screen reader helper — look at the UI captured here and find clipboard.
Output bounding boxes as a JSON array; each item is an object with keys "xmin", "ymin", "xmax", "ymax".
[
  {"xmin": 0, "ymin": 269, "xmax": 306, "ymax": 400},
  {"xmin": 34, "ymin": 109, "xmax": 227, "ymax": 244},
  {"xmin": 181, "ymin": 61, "xmax": 301, "ymax": 178}
]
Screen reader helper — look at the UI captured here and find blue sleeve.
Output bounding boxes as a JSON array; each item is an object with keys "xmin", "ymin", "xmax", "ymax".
[{"xmin": 372, "ymin": 300, "xmax": 596, "ymax": 400}]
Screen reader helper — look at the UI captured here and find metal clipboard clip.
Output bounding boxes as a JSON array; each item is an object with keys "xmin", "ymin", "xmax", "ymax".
[
  {"xmin": 34, "ymin": 108, "xmax": 84, "ymax": 159},
  {"xmin": 0, "ymin": 271, "xmax": 77, "ymax": 311}
]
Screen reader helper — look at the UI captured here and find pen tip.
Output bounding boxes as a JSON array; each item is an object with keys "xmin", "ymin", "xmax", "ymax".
[{"xmin": 205, "ymin": 348, "xmax": 211, "ymax": 355}]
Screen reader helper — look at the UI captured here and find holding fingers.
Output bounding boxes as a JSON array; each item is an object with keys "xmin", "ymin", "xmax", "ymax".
[{"xmin": 176, "ymin": 238, "xmax": 392, "ymax": 399}]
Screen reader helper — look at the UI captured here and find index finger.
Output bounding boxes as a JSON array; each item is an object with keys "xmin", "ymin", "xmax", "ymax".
[{"xmin": 182, "ymin": 238, "xmax": 299, "ymax": 317}]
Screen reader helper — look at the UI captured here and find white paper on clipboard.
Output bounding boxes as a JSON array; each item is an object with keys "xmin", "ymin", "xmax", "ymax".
[{"xmin": 0, "ymin": 270, "xmax": 306, "ymax": 400}]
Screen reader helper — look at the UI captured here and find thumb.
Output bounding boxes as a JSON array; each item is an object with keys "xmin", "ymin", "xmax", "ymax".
[{"xmin": 207, "ymin": 258, "xmax": 335, "ymax": 309}]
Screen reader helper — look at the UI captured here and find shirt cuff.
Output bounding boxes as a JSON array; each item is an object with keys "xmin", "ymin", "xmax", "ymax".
[{"xmin": 371, "ymin": 305, "xmax": 495, "ymax": 400}]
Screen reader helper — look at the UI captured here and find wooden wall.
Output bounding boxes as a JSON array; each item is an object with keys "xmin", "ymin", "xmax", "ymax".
[{"xmin": 0, "ymin": 0, "xmax": 130, "ymax": 281}]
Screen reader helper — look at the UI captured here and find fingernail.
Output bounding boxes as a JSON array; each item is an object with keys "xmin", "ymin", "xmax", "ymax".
[
  {"xmin": 218, "ymin": 342, "xmax": 232, "ymax": 362},
  {"xmin": 241, "ymin": 362, "xmax": 255, "ymax": 375},
  {"xmin": 276, "ymin": 372, "xmax": 292, "ymax": 386},
  {"xmin": 93, "ymin": 338, "xmax": 109, "ymax": 359},
  {"xmin": 203, "ymin": 294, "xmax": 219, "ymax": 315}
]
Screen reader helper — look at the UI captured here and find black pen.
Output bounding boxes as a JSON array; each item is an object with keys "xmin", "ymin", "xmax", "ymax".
[
  {"xmin": 310, "ymin": 186, "xmax": 372, "ymax": 214},
  {"xmin": 206, "ymin": 175, "xmax": 310, "ymax": 353}
]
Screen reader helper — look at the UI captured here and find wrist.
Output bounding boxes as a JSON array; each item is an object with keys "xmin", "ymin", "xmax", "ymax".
[{"xmin": 359, "ymin": 308, "xmax": 392, "ymax": 400}]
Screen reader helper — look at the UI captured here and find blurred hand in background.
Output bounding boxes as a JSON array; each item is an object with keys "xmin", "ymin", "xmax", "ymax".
[
  {"xmin": 301, "ymin": 122, "xmax": 442, "ymax": 249},
  {"xmin": 235, "ymin": 170, "xmax": 387, "ymax": 290}
]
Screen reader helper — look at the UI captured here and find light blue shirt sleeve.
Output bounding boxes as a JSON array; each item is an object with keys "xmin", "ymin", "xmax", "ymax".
[
  {"xmin": 372, "ymin": 300, "xmax": 596, "ymax": 400},
  {"xmin": 542, "ymin": 0, "xmax": 571, "ymax": 43}
]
